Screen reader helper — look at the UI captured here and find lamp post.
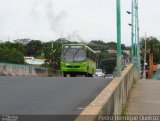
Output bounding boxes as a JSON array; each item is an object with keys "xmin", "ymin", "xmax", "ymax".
[
  {"xmin": 127, "ymin": 0, "xmax": 135, "ymax": 63},
  {"xmin": 116, "ymin": 0, "xmax": 122, "ymax": 77},
  {"xmin": 132, "ymin": 0, "xmax": 141, "ymax": 73},
  {"xmin": 127, "ymin": 0, "xmax": 141, "ymax": 74},
  {"xmin": 126, "ymin": 0, "xmax": 135, "ymax": 63}
]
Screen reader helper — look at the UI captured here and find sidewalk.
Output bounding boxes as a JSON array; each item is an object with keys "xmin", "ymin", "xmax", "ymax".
[{"xmin": 127, "ymin": 79, "xmax": 160, "ymax": 115}]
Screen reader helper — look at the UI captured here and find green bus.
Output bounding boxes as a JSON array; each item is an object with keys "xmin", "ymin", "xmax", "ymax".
[{"xmin": 60, "ymin": 44, "xmax": 97, "ymax": 77}]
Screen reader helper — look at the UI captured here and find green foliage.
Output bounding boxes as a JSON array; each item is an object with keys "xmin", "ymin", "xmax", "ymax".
[
  {"xmin": 26, "ymin": 40, "xmax": 42, "ymax": 56},
  {"xmin": 98, "ymin": 52, "xmax": 116, "ymax": 74},
  {"xmin": 106, "ymin": 42, "xmax": 117, "ymax": 50},
  {"xmin": 88, "ymin": 40, "xmax": 108, "ymax": 52},
  {"xmin": 14, "ymin": 38, "xmax": 31, "ymax": 45},
  {"xmin": 0, "ymin": 41, "xmax": 25, "ymax": 54},
  {"xmin": 88, "ymin": 40, "xmax": 128, "ymax": 74},
  {"xmin": 0, "ymin": 47, "xmax": 24, "ymax": 64},
  {"xmin": 43, "ymin": 43, "xmax": 55, "ymax": 68},
  {"xmin": 121, "ymin": 105, "xmax": 128, "ymax": 116},
  {"xmin": 42, "ymin": 38, "xmax": 69, "ymax": 69},
  {"xmin": 140, "ymin": 36, "xmax": 160, "ymax": 64}
]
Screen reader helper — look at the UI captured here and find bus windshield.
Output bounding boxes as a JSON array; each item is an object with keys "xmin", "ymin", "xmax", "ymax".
[{"xmin": 62, "ymin": 46, "xmax": 86, "ymax": 62}]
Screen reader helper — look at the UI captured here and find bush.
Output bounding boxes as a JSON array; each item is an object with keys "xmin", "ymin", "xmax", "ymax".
[{"xmin": 0, "ymin": 48, "xmax": 24, "ymax": 64}]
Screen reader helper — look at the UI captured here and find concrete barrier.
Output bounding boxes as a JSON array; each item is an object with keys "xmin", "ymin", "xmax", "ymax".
[
  {"xmin": 0, "ymin": 63, "xmax": 62, "ymax": 77},
  {"xmin": 75, "ymin": 64, "xmax": 140, "ymax": 121}
]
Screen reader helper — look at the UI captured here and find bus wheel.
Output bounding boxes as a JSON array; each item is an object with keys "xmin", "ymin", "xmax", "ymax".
[
  {"xmin": 90, "ymin": 74, "xmax": 93, "ymax": 77},
  {"xmin": 88, "ymin": 73, "xmax": 93, "ymax": 77},
  {"xmin": 85, "ymin": 73, "xmax": 88, "ymax": 77}
]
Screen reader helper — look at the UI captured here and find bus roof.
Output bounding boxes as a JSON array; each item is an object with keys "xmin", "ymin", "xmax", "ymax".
[{"xmin": 62, "ymin": 43, "xmax": 98, "ymax": 53}]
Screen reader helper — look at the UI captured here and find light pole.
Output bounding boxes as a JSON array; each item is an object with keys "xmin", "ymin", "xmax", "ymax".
[
  {"xmin": 127, "ymin": 0, "xmax": 141, "ymax": 74},
  {"xmin": 116, "ymin": 0, "xmax": 122, "ymax": 77},
  {"xmin": 127, "ymin": 0, "xmax": 135, "ymax": 63},
  {"xmin": 135, "ymin": 0, "xmax": 141, "ymax": 74}
]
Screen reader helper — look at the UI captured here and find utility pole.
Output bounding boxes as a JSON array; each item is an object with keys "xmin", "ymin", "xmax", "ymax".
[
  {"xmin": 134, "ymin": 0, "xmax": 137, "ymax": 65},
  {"xmin": 143, "ymin": 33, "xmax": 147, "ymax": 79},
  {"xmin": 148, "ymin": 43, "xmax": 154, "ymax": 79},
  {"xmin": 116, "ymin": 0, "xmax": 122, "ymax": 77}
]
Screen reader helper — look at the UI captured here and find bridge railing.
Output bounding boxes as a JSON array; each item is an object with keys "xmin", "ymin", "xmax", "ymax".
[{"xmin": 75, "ymin": 64, "xmax": 140, "ymax": 121}]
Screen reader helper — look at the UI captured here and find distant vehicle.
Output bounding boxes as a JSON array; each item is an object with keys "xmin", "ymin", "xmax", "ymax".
[
  {"xmin": 61, "ymin": 44, "xmax": 97, "ymax": 77},
  {"xmin": 106, "ymin": 74, "xmax": 113, "ymax": 80},
  {"xmin": 93, "ymin": 69, "xmax": 105, "ymax": 78}
]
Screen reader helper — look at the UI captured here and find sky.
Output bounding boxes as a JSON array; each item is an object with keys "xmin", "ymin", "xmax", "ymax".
[{"xmin": 0, "ymin": 0, "xmax": 160, "ymax": 46}]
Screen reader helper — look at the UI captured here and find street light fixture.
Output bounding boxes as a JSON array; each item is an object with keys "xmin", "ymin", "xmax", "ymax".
[
  {"xmin": 126, "ymin": 1, "xmax": 135, "ymax": 64},
  {"xmin": 135, "ymin": 0, "xmax": 141, "ymax": 74},
  {"xmin": 126, "ymin": 11, "xmax": 131, "ymax": 14},
  {"xmin": 126, "ymin": 11, "xmax": 137, "ymax": 17},
  {"xmin": 127, "ymin": 0, "xmax": 141, "ymax": 73}
]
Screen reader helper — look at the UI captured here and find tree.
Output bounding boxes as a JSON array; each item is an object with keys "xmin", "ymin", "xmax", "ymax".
[
  {"xmin": 14, "ymin": 38, "xmax": 31, "ymax": 45},
  {"xmin": 43, "ymin": 43, "xmax": 56, "ymax": 68},
  {"xmin": 140, "ymin": 36, "xmax": 160, "ymax": 64},
  {"xmin": 0, "ymin": 48, "xmax": 24, "ymax": 64},
  {"xmin": 88, "ymin": 40, "xmax": 130, "ymax": 74},
  {"xmin": 42, "ymin": 39, "xmax": 66, "ymax": 69},
  {"xmin": 0, "ymin": 41, "xmax": 26, "ymax": 57},
  {"xmin": 98, "ymin": 52, "xmax": 116, "ymax": 74},
  {"xmin": 26, "ymin": 40, "xmax": 42, "ymax": 56},
  {"xmin": 106, "ymin": 42, "xmax": 117, "ymax": 50},
  {"xmin": 88, "ymin": 40, "xmax": 108, "ymax": 52}
]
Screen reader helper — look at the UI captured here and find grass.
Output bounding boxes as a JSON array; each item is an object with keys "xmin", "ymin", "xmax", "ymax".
[
  {"xmin": 121, "ymin": 105, "xmax": 128, "ymax": 116},
  {"xmin": 121, "ymin": 78, "xmax": 137, "ymax": 116},
  {"xmin": 132, "ymin": 78, "xmax": 137, "ymax": 88}
]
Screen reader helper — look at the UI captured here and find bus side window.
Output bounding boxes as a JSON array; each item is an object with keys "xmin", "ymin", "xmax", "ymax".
[{"xmin": 86, "ymin": 50, "xmax": 96, "ymax": 61}]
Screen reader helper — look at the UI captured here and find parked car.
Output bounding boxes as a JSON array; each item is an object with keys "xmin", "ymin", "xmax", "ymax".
[{"xmin": 93, "ymin": 69, "xmax": 105, "ymax": 78}]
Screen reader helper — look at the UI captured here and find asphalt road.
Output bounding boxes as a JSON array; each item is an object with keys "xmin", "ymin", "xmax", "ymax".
[{"xmin": 0, "ymin": 76, "xmax": 111, "ymax": 120}]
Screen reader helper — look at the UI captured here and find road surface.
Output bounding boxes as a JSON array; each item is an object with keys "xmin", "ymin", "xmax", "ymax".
[{"xmin": 0, "ymin": 76, "xmax": 111, "ymax": 120}]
